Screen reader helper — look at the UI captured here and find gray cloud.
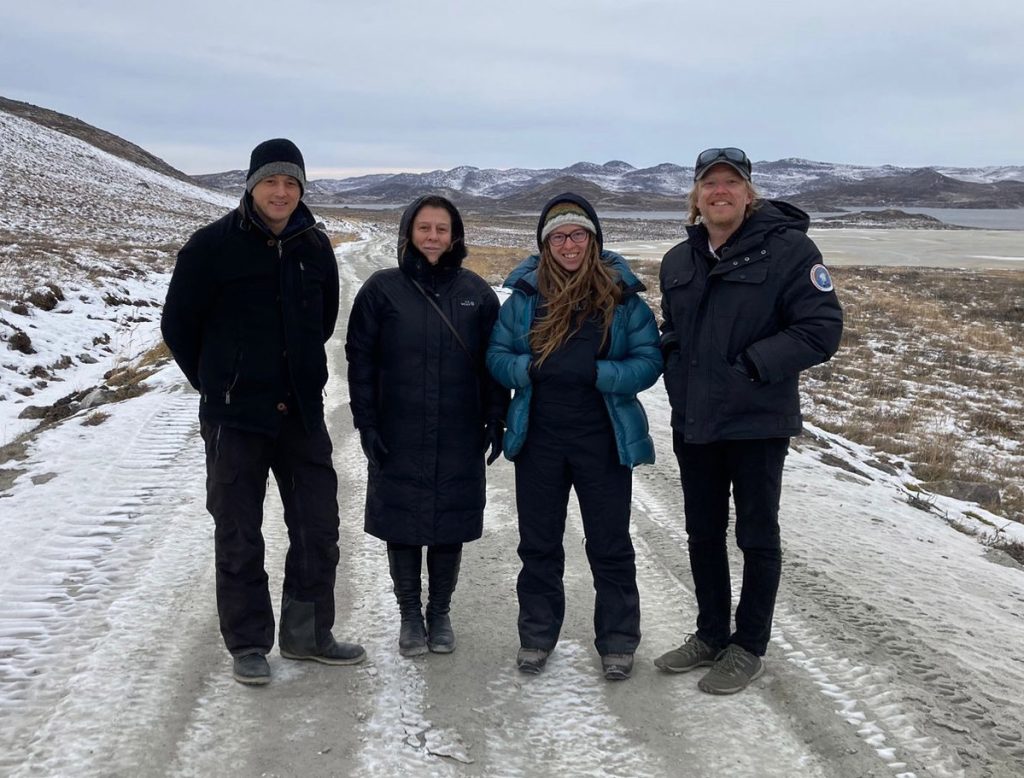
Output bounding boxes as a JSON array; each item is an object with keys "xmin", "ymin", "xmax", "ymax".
[{"xmin": 2, "ymin": 0, "xmax": 1021, "ymax": 175}]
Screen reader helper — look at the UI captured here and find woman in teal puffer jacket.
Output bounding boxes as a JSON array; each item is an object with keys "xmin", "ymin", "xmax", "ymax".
[{"xmin": 486, "ymin": 192, "xmax": 661, "ymax": 681}]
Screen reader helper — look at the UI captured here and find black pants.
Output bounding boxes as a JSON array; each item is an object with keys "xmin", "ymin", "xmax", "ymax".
[
  {"xmin": 674, "ymin": 434, "xmax": 789, "ymax": 657},
  {"xmin": 201, "ymin": 415, "xmax": 340, "ymax": 655},
  {"xmin": 514, "ymin": 427, "xmax": 639, "ymax": 655}
]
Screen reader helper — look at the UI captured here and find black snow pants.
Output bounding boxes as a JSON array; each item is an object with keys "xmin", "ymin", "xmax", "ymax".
[
  {"xmin": 513, "ymin": 425, "xmax": 639, "ymax": 656},
  {"xmin": 200, "ymin": 414, "xmax": 340, "ymax": 656},
  {"xmin": 673, "ymin": 434, "xmax": 789, "ymax": 657}
]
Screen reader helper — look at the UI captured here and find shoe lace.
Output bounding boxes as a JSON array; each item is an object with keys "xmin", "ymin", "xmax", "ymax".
[{"xmin": 717, "ymin": 645, "xmax": 749, "ymax": 675}]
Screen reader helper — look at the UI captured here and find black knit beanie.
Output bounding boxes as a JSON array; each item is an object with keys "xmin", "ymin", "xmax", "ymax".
[{"xmin": 246, "ymin": 138, "xmax": 306, "ymax": 194}]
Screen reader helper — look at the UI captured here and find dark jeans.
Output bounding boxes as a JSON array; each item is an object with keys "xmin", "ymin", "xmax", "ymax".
[
  {"xmin": 673, "ymin": 434, "xmax": 789, "ymax": 657},
  {"xmin": 514, "ymin": 427, "xmax": 639, "ymax": 656},
  {"xmin": 201, "ymin": 415, "xmax": 340, "ymax": 655}
]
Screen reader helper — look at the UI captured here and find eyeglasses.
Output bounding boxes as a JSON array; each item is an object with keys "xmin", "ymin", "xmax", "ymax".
[
  {"xmin": 695, "ymin": 147, "xmax": 751, "ymax": 178},
  {"xmin": 548, "ymin": 229, "xmax": 590, "ymax": 247}
]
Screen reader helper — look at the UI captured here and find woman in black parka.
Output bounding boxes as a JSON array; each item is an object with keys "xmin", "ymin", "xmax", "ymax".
[{"xmin": 345, "ymin": 195, "xmax": 509, "ymax": 657}]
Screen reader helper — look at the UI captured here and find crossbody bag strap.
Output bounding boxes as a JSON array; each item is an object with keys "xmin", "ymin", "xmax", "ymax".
[{"xmin": 411, "ymin": 278, "xmax": 475, "ymax": 362}]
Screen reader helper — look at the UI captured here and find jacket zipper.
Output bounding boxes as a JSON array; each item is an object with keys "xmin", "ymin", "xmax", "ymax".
[{"xmin": 225, "ymin": 349, "xmax": 242, "ymax": 405}]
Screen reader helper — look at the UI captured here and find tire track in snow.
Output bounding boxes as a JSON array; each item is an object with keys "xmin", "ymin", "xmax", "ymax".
[
  {"xmin": 629, "ymin": 433, "xmax": 970, "ymax": 778},
  {"xmin": 0, "ymin": 389, "xmax": 213, "ymax": 775}
]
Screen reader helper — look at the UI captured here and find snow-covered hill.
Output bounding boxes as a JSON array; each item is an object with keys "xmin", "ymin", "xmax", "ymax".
[
  {"xmin": 200, "ymin": 158, "xmax": 1024, "ymax": 208},
  {"xmin": 0, "ymin": 107, "xmax": 352, "ymax": 444}
]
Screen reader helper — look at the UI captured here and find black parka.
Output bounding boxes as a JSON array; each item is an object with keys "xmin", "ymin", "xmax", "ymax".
[
  {"xmin": 161, "ymin": 196, "xmax": 339, "ymax": 434},
  {"xmin": 659, "ymin": 200, "xmax": 842, "ymax": 443},
  {"xmin": 345, "ymin": 196, "xmax": 509, "ymax": 545}
]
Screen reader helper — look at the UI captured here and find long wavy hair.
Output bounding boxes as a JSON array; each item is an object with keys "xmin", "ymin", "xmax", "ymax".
[{"xmin": 530, "ymin": 237, "xmax": 622, "ymax": 366}]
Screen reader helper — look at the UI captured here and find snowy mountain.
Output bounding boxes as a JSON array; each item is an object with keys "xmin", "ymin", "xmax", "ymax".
[{"xmin": 200, "ymin": 158, "xmax": 1024, "ymax": 209}]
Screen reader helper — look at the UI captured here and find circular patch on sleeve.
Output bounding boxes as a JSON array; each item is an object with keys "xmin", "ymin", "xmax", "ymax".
[{"xmin": 810, "ymin": 264, "xmax": 834, "ymax": 292}]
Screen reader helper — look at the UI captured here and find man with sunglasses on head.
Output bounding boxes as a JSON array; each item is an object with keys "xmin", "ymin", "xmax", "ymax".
[{"xmin": 654, "ymin": 147, "xmax": 842, "ymax": 694}]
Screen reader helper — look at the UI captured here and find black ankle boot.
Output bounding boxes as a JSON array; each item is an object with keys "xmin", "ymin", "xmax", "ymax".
[
  {"xmin": 426, "ymin": 545, "xmax": 462, "ymax": 653},
  {"xmin": 387, "ymin": 544, "xmax": 427, "ymax": 657}
]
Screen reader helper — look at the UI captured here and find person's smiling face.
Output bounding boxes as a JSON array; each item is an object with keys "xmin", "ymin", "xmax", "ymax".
[
  {"xmin": 696, "ymin": 163, "xmax": 753, "ymax": 236},
  {"xmin": 547, "ymin": 225, "xmax": 591, "ymax": 272},
  {"xmin": 250, "ymin": 174, "xmax": 301, "ymax": 234}
]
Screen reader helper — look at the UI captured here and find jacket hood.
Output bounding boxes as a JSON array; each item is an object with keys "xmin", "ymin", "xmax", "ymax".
[
  {"xmin": 504, "ymin": 249, "xmax": 644, "ymax": 296},
  {"xmin": 752, "ymin": 199, "xmax": 811, "ymax": 234},
  {"xmin": 535, "ymin": 192, "xmax": 604, "ymax": 251},
  {"xmin": 398, "ymin": 194, "xmax": 467, "ymax": 274}
]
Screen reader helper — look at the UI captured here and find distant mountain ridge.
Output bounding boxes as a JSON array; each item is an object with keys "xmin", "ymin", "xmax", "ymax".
[
  {"xmin": 4, "ymin": 94, "xmax": 1022, "ymax": 211},
  {"xmin": 197, "ymin": 158, "xmax": 1024, "ymax": 211}
]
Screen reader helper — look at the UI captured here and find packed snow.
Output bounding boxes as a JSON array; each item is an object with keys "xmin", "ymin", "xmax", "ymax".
[{"xmin": 2, "ymin": 106, "xmax": 1024, "ymax": 777}]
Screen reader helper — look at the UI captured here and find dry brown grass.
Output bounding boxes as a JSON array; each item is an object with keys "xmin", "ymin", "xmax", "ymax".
[
  {"xmin": 464, "ymin": 245, "xmax": 527, "ymax": 285},
  {"xmin": 460, "ymin": 244, "xmax": 1024, "ymax": 524},
  {"xmin": 329, "ymin": 232, "xmax": 361, "ymax": 247},
  {"xmin": 805, "ymin": 266, "xmax": 1024, "ymax": 522}
]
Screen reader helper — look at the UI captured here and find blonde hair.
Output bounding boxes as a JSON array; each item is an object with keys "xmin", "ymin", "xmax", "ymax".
[
  {"xmin": 530, "ymin": 239, "xmax": 622, "ymax": 366},
  {"xmin": 687, "ymin": 180, "xmax": 760, "ymax": 224}
]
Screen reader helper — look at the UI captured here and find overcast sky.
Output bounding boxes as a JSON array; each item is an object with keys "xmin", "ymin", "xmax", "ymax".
[{"xmin": 3, "ymin": 1, "xmax": 1022, "ymax": 178}]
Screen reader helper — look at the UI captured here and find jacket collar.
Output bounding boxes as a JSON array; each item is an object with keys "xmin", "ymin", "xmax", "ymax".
[{"xmin": 238, "ymin": 193, "xmax": 317, "ymax": 239}]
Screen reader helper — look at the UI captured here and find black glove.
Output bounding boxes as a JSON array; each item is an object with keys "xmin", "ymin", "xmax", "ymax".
[
  {"xmin": 731, "ymin": 351, "xmax": 761, "ymax": 382},
  {"xmin": 483, "ymin": 421, "xmax": 504, "ymax": 465},
  {"xmin": 359, "ymin": 427, "xmax": 389, "ymax": 468}
]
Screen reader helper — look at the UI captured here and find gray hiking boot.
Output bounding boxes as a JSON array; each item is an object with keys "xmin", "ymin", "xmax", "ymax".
[
  {"xmin": 516, "ymin": 647, "xmax": 550, "ymax": 675},
  {"xmin": 232, "ymin": 652, "xmax": 270, "ymax": 685},
  {"xmin": 698, "ymin": 643, "xmax": 764, "ymax": 694},
  {"xmin": 653, "ymin": 634, "xmax": 718, "ymax": 673},
  {"xmin": 601, "ymin": 653, "xmax": 634, "ymax": 681}
]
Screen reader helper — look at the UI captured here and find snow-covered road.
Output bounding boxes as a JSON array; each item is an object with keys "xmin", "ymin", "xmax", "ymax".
[{"xmin": 2, "ymin": 231, "xmax": 1023, "ymax": 777}]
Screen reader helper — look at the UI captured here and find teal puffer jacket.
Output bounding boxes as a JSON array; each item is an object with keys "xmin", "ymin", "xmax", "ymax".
[{"xmin": 486, "ymin": 251, "xmax": 662, "ymax": 468}]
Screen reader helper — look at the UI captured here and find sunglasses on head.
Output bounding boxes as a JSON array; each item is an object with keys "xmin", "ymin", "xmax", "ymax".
[{"xmin": 695, "ymin": 147, "xmax": 751, "ymax": 177}]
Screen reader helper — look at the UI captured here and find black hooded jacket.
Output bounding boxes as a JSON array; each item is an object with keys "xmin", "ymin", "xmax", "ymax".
[
  {"xmin": 659, "ymin": 200, "xmax": 843, "ymax": 443},
  {"xmin": 345, "ymin": 195, "xmax": 509, "ymax": 544},
  {"xmin": 161, "ymin": 195, "xmax": 339, "ymax": 434}
]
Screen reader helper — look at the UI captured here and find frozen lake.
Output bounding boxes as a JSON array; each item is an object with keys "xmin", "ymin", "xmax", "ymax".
[{"xmin": 611, "ymin": 228, "xmax": 1024, "ymax": 271}]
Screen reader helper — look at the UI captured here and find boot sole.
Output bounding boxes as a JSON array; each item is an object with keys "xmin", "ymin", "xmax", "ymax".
[
  {"xmin": 427, "ymin": 642, "xmax": 456, "ymax": 654},
  {"xmin": 280, "ymin": 649, "xmax": 367, "ymax": 666},
  {"xmin": 653, "ymin": 657, "xmax": 715, "ymax": 673},
  {"xmin": 399, "ymin": 644, "xmax": 429, "ymax": 657},
  {"xmin": 232, "ymin": 672, "xmax": 270, "ymax": 686}
]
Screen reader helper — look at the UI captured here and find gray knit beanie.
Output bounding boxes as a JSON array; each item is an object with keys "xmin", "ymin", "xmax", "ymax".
[{"xmin": 246, "ymin": 138, "xmax": 306, "ymax": 194}]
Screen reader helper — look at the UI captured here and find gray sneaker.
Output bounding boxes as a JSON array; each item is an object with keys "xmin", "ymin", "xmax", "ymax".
[
  {"xmin": 698, "ymin": 644, "xmax": 764, "ymax": 694},
  {"xmin": 653, "ymin": 634, "xmax": 718, "ymax": 673},
  {"xmin": 232, "ymin": 652, "xmax": 270, "ymax": 685}
]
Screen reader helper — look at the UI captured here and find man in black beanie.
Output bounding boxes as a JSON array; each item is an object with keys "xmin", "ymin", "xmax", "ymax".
[{"xmin": 162, "ymin": 138, "xmax": 365, "ymax": 685}]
